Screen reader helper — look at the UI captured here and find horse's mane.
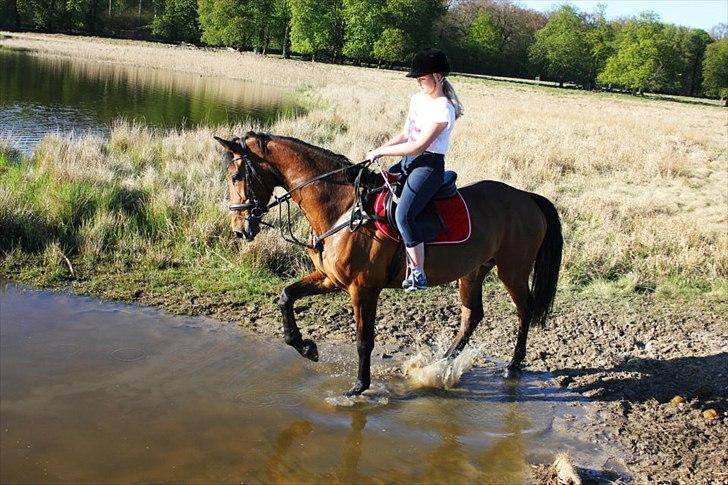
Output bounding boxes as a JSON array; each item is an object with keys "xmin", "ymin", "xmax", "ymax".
[
  {"xmin": 246, "ymin": 131, "xmax": 352, "ymax": 167},
  {"xmin": 247, "ymin": 131, "xmax": 378, "ymax": 186}
]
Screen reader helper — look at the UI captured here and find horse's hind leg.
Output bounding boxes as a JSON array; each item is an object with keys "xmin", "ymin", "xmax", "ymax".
[
  {"xmin": 445, "ymin": 262, "xmax": 494, "ymax": 359},
  {"xmin": 498, "ymin": 269, "xmax": 534, "ymax": 379},
  {"xmin": 279, "ymin": 270, "xmax": 338, "ymax": 362}
]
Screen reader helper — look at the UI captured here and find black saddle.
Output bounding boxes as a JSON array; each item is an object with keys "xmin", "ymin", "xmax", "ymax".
[{"xmin": 383, "ymin": 170, "xmax": 458, "ymax": 241}]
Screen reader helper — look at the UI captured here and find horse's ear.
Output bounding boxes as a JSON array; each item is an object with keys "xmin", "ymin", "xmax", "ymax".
[{"xmin": 214, "ymin": 136, "xmax": 242, "ymax": 154}]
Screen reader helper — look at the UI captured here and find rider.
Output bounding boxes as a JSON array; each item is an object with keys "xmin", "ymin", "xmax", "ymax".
[{"xmin": 366, "ymin": 48, "xmax": 463, "ymax": 291}]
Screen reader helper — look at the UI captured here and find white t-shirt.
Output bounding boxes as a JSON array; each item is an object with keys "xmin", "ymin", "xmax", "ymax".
[{"xmin": 404, "ymin": 92, "xmax": 456, "ymax": 154}]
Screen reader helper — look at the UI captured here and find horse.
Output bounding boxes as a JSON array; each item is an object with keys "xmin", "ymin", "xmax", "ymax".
[{"xmin": 214, "ymin": 132, "xmax": 563, "ymax": 396}]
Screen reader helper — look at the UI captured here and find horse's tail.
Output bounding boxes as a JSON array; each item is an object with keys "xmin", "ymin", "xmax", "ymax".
[{"xmin": 529, "ymin": 193, "xmax": 563, "ymax": 327}]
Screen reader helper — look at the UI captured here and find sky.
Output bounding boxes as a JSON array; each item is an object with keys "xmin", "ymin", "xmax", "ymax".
[{"xmin": 516, "ymin": 0, "xmax": 728, "ymax": 31}]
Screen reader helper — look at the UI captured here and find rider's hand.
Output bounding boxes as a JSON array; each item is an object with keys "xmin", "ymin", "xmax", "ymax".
[{"xmin": 365, "ymin": 149, "xmax": 381, "ymax": 162}]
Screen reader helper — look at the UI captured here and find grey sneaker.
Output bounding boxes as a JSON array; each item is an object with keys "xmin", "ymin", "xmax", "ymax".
[{"xmin": 402, "ymin": 269, "xmax": 428, "ymax": 292}]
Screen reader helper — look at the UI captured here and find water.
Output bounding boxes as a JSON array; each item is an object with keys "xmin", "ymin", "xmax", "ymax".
[
  {"xmin": 0, "ymin": 283, "xmax": 608, "ymax": 483},
  {"xmin": 0, "ymin": 49, "xmax": 301, "ymax": 153}
]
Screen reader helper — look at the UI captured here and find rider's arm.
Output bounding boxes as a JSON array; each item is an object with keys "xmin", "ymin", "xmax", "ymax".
[
  {"xmin": 369, "ymin": 121, "xmax": 447, "ymax": 159},
  {"xmin": 378, "ymin": 130, "xmax": 408, "ymax": 148}
]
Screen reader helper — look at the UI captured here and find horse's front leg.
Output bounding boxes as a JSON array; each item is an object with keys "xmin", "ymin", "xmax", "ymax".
[
  {"xmin": 345, "ymin": 286, "xmax": 381, "ymax": 396},
  {"xmin": 279, "ymin": 270, "xmax": 338, "ymax": 362}
]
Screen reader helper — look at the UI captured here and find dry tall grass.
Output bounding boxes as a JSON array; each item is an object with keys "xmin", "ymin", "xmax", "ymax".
[{"xmin": 1, "ymin": 33, "xmax": 726, "ymax": 297}]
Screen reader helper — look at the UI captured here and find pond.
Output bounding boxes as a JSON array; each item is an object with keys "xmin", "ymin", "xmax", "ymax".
[
  {"xmin": 0, "ymin": 283, "xmax": 610, "ymax": 483},
  {"xmin": 0, "ymin": 48, "xmax": 301, "ymax": 153}
]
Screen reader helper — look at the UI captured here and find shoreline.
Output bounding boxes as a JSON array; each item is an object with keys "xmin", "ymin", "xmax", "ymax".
[{"xmin": 1, "ymin": 32, "xmax": 727, "ymax": 482}]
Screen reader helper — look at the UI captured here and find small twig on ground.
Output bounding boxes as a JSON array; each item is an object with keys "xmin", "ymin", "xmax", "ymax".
[
  {"xmin": 60, "ymin": 251, "xmax": 75, "ymax": 278},
  {"xmin": 209, "ymin": 248, "xmax": 235, "ymax": 268}
]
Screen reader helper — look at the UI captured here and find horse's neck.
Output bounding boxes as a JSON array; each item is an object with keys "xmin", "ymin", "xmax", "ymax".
[{"xmin": 269, "ymin": 149, "xmax": 355, "ymax": 234}]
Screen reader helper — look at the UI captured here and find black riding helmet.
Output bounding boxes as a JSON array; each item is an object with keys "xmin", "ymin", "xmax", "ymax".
[{"xmin": 406, "ymin": 48, "xmax": 451, "ymax": 78}]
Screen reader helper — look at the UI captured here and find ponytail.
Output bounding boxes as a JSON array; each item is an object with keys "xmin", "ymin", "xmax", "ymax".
[{"xmin": 442, "ymin": 78, "xmax": 464, "ymax": 119}]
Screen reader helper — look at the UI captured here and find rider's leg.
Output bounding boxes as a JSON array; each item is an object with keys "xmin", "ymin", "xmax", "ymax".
[
  {"xmin": 405, "ymin": 243, "xmax": 425, "ymax": 271},
  {"xmin": 395, "ymin": 164, "xmax": 443, "ymax": 287}
]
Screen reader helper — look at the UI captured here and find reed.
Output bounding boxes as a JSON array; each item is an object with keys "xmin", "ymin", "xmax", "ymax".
[{"xmin": 0, "ymin": 33, "xmax": 725, "ymax": 301}]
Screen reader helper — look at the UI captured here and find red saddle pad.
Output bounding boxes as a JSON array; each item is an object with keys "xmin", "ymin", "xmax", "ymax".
[{"xmin": 373, "ymin": 191, "xmax": 471, "ymax": 244}]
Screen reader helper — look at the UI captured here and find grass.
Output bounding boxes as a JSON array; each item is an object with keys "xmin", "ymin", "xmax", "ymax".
[{"xmin": 0, "ymin": 32, "xmax": 726, "ymax": 306}]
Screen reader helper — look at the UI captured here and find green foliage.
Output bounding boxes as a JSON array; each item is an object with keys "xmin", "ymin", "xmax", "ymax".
[
  {"xmin": 681, "ymin": 29, "xmax": 712, "ymax": 96},
  {"xmin": 702, "ymin": 38, "xmax": 728, "ymax": 98},
  {"xmin": 199, "ymin": 0, "xmax": 288, "ymax": 51},
  {"xmin": 17, "ymin": 0, "xmax": 67, "ymax": 29},
  {"xmin": 198, "ymin": 0, "xmax": 250, "ymax": 48},
  {"xmin": 465, "ymin": 12, "xmax": 499, "ymax": 69},
  {"xmin": 384, "ymin": 0, "xmax": 444, "ymax": 50},
  {"xmin": 372, "ymin": 27, "xmax": 408, "ymax": 63},
  {"xmin": 434, "ymin": 0, "xmax": 546, "ymax": 76},
  {"xmin": 0, "ymin": 0, "xmax": 19, "ymax": 27},
  {"xmin": 584, "ymin": 6, "xmax": 617, "ymax": 84},
  {"xmin": 289, "ymin": 0, "xmax": 343, "ymax": 59},
  {"xmin": 598, "ymin": 13, "xmax": 714, "ymax": 95},
  {"xmin": 151, "ymin": 0, "xmax": 200, "ymax": 43},
  {"xmin": 598, "ymin": 12, "xmax": 671, "ymax": 92},
  {"xmin": 341, "ymin": 0, "xmax": 384, "ymax": 61},
  {"xmin": 529, "ymin": 5, "xmax": 591, "ymax": 85}
]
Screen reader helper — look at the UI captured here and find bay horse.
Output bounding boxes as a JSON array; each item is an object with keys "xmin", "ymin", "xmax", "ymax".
[{"xmin": 215, "ymin": 132, "xmax": 563, "ymax": 396}]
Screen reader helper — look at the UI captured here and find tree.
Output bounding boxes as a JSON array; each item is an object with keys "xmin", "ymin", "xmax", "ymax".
[
  {"xmin": 341, "ymin": 0, "xmax": 384, "ymax": 63},
  {"xmin": 665, "ymin": 26, "xmax": 712, "ymax": 96},
  {"xmin": 0, "ymin": 0, "xmax": 20, "ymax": 27},
  {"xmin": 584, "ymin": 4, "xmax": 617, "ymax": 86},
  {"xmin": 598, "ymin": 12, "xmax": 673, "ymax": 93},
  {"xmin": 465, "ymin": 12, "xmax": 499, "ymax": 70},
  {"xmin": 384, "ymin": 0, "xmax": 445, "ymax": 51},
  {"xmin": 151, "ymin": 0, "xmax": 200, "ymax": 43},
  {"xmin": 17, "ymin": 0, "xmax": 67, "ymax": 30},
  {"xmin": 289, "ymin": 0, "xmax": 343, "ymax": 61},
  {"xmin": 529, "ymin": 5, "xmax": 591, "ymax": 86},
  {"xmin": 198, "ymin": 0, "xmax": 253, "ymax": 49},
  {"xmin": 436, "ymin": 0, "xmax": 546, "ymax": 77},
  {"xmin": 703, "ymin": 38, "xmax": 728, "ymax": 103},
  {"xmin": 372, "ymin": 27, "xmax": 408, "ymax": 66}
]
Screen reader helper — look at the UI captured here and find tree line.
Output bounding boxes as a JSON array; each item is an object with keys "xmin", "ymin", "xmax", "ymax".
[{"xmin": 2, "ymin": 0, "xmax": 726, "ymax": 100}]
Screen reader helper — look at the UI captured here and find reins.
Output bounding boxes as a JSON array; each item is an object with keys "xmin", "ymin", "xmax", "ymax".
[{"xmin": 228, "ymin": 139, "xmax": 374, "ymax": 253}]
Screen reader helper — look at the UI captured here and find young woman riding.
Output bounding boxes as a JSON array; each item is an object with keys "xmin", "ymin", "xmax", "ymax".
[{"xmin": 365, "ymin": 48, "xmax": 464, "ymax": 292}]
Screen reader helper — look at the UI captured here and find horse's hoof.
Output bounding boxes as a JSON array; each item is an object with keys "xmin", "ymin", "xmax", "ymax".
[
  {"xmin": 503, "ymin": 367, "xmax": 521, "ymax": 380},
  {"xmin": 299, "ymin": 339, "xmax": 319, "ymax": 362},
  {"xmin": 344, "ymin": 381, "xmax": 368, "ymax": 396}
]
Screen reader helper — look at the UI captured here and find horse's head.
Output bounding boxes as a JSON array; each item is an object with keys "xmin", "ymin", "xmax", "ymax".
[{"xmin": 214, "ymin": 132, "xmax": 275, "ymax": 241}]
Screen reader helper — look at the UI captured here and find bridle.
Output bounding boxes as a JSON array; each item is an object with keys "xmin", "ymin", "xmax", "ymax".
[
  {"xmin": 227, "ymin": 137, "xmax": 374, "ymax": 250},
  {"xmin": 227, "ymin": 140, "xmax": 271, "ymax": 240}
]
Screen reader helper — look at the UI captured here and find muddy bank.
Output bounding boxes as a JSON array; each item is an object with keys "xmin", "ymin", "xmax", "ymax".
[{"xmin": 60, "ymin": 274, "xmax": 727, "ymax": 483}]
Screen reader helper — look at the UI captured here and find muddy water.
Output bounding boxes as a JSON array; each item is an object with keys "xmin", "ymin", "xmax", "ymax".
[{"xmin": 0, "ymin": 284, "xmax": 604, "ymax": 483}]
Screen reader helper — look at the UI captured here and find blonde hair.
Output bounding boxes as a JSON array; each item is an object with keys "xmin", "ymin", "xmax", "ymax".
[{"xmin": 442, "ymin": 78, "xmax": 464, "ymax": 119}]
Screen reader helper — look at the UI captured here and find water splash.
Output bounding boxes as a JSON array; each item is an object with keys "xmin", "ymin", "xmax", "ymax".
[
  {"xmin": 403, "ymin": 337, "xmax": 482, "ymax": 389},
  {"xmin": 325, "ymin": 383, "xmax": 390, "ymax": 408}
]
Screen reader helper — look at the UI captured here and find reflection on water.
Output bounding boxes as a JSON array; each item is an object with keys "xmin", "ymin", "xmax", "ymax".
[
  {"xmin": 0, "ymin": 284, "xmax": 605, "ymax": 483},
  {"xmin": 0, "ymin": 49, "xmax": 301, "ymax": 153}
]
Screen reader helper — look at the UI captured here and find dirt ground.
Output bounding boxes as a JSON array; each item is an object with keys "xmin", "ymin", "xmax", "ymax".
[{"xmin": 86, "ymin": 276, "xmax": 727, "ymax": 484}]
